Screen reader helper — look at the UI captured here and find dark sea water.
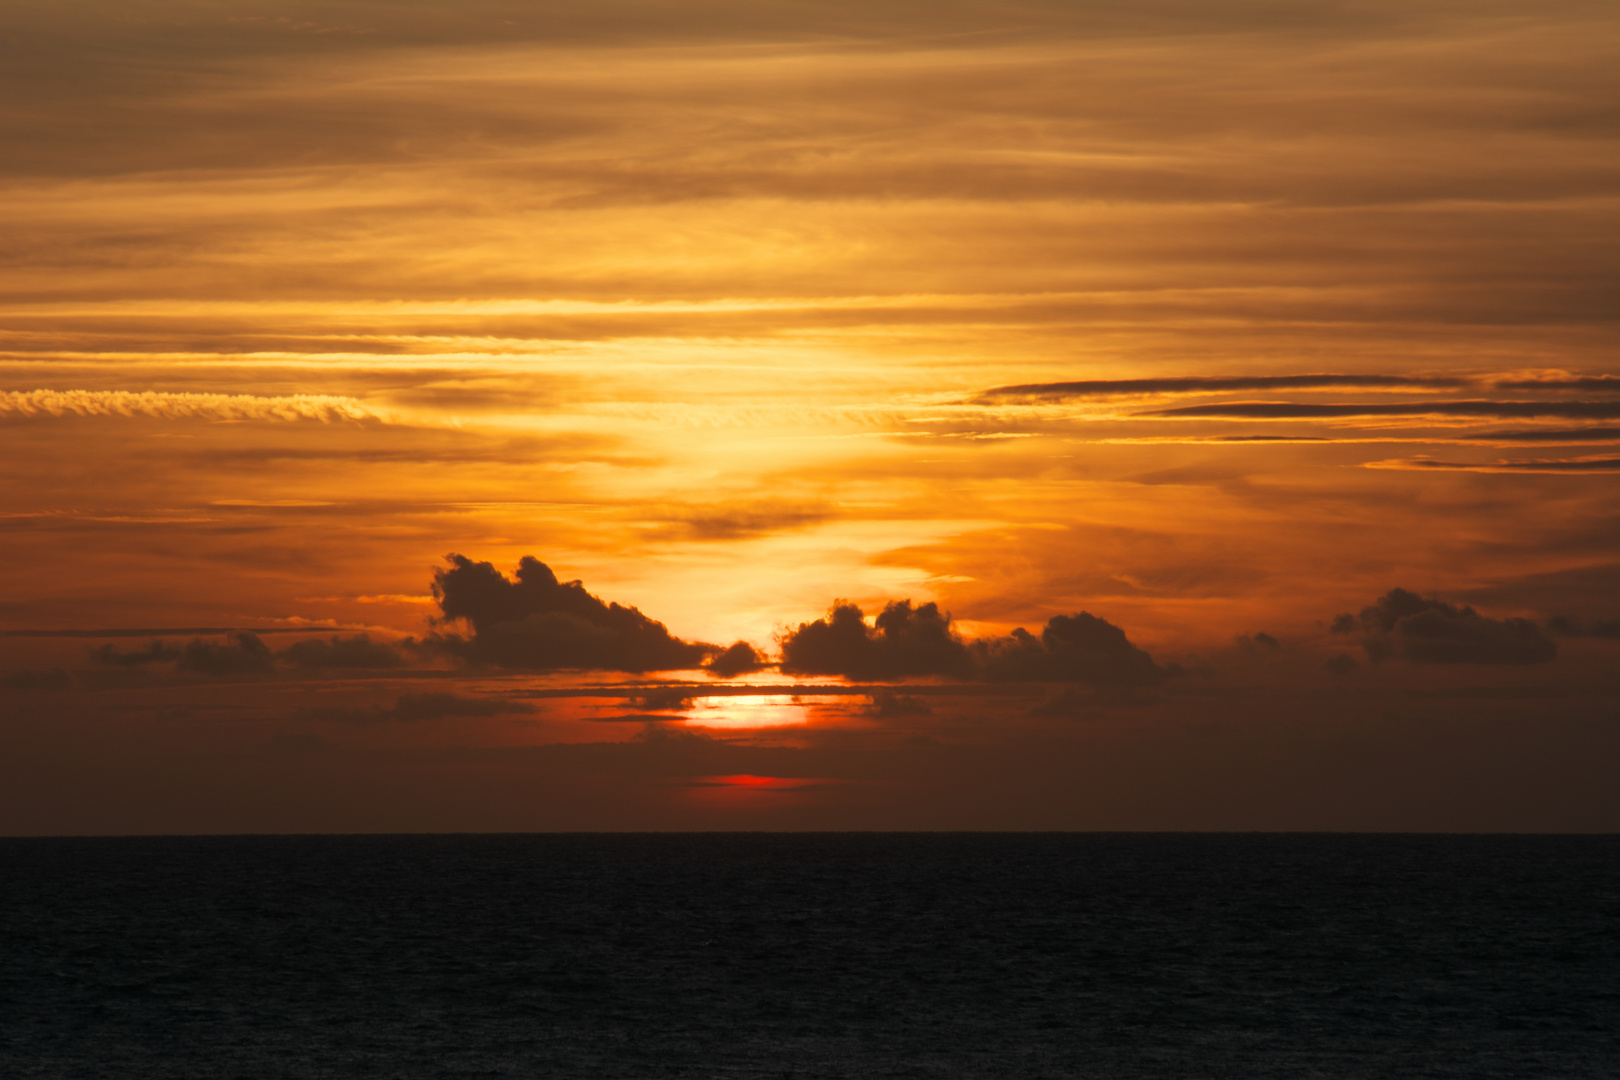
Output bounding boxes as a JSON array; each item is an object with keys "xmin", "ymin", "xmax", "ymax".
[{"xmin": 2, "ymin": 835, "xmax": 1617, "ymax": 1079}]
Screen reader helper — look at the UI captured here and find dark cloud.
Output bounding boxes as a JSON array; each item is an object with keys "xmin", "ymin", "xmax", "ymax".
[
  {"xmin": 976, "ymin": 374, "xmax": 1468, "ymax": 401},
  {"xmin": 1, "ymin": 668, "xmax": 74, "ymax": 691},
  {"xmin": 628, "ymin": 688, "xmax": 694, "ymax": 711},
  {"xmin": 1345, "ymin": 588, "xmax": 1557, "ymax": 665},
  {"xmin": 976, "ymin": 614, "xmax": 1163, "ymax": 687},
  {"xmin": 1495, "ymin": 376, "xmax": 1620, "ymax": 392},
  {"xmin": 1372, "ymin": 456, "xmax": 1620, "ymax": 473},
  {"xmin": 1475, "ymin": 428, "xmax": 1620, "ymax": 443},
  {"xmin": 778, "ymin": 601, "xmax": 975, "ymax": 681},
  {"xmin": 1146, "ymin": 401, "xmax": 1620, "ymax": 420},
  {"xmin": 90, "ymin": 640, "xmax": 180, "ymax": 666},
  {"xmin": 705, "ymin": 641, "xmax": 767, "ymax": 679},
  {"xmin": 177, "ymin": 632, "xmax": 275, "ymax": 675},
  {"xmin": 429, "ymin": 555, "xmax": 709, "ymax": 672},
  {"xmin": 83, "ymin": 634, "xmax": 400, "ymax": 670},
  {"xmin": 1237, "ymin": 632, "xmax": 1282, "ymax": 652},
  {"xmin": 1324, "ymin": 653, "xmax": 1359, "ymax": 676},
  {"xmin": 279, "ymin": 634, "xmax": 403, "ymax": 670},
  {"xmin": 775, "ymin": 599, "xmax": 1165, "ymax": 686},
  {"xmin": 1545, "ymin": 615, "xmax": 1620, "ymax": 639},
  {"xmin": 867, "ymin": 690, "xmax": 931, "ymax": 718}
]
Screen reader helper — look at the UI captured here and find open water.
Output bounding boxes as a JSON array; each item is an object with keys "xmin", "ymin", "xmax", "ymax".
[{"xmin": 2, "ymin": 834, "xmax": 1617, "ymax": 1078}]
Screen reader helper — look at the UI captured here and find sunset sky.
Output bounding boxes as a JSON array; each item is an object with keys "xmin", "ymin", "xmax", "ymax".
[{"xmin": 3, "ymin": 0, "xmax": 1617, "ymax": 832}]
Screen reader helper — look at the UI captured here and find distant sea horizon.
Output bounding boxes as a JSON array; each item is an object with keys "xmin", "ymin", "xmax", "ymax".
[{"xmin": 6, "ymin": 833, "xmax": 1617, "ymax": 1078}]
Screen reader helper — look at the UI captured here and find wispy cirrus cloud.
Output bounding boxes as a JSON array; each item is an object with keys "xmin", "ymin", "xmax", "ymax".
[{"xmin": 0, "ymin": 389, "xmax": 378, "ymax": 423}]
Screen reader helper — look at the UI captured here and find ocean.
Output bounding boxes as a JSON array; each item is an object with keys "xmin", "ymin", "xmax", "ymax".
[{"xmin": 2, "ymin": 834, "xmax": 1616, "ymax": 1078}]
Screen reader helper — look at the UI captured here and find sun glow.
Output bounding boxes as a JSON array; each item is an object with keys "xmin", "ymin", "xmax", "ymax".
[{"xmin": 679, "ymin": 694, "xmax": 827, "ymax": 728}]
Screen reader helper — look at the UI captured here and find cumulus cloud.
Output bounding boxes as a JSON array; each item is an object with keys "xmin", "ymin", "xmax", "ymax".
[
  {"xmin": 776, "ymin": 599, "xmax": 1164, "ymax": 686},
  {"xmin": 90, "ymin": 640, "xmax": 180, "ymax": 666},
  {"xmin": 1545, "ymin": 615, "xmax": 1620, "ymax": 639},
  {"xmin": 428, "ymin": 554, "xmax": 709, "ymax": 672},
  {"xmin": 279, "ymin": 634, "xmax": 403, "ymax": 669},
  {"xmin": 1334, "ymin": 588, "xmax": 1556, "ymax": 665},
  {"xmin": 867, "ymin": 690, "xmax": 931, "ymax": 717},
  {"xmin": 1236, "ymin": 632, "xmax": 1282, "ymax": 652},
  {"xmin": 1324, "ymin": 653, "xmax": 1359, "ymax": 676},
  {"xmin": 177, "ymin": 632, "xmax": 276, "ymax": 675},
  {"xmin": 0, "ymin": 389, "xmax": 376, "ymax": 423},
  {"xmin": 705, "ymin": 641, "xmax": 767, "ymax": 678},
  {"xmin": 85, "ymin": 633, "xmax": 403, "ymax": 671},
  {"xmin": 1, "ymin": 668, "xmax": 74, "ymax": 691},
  {"xmin": 778, "ymin": 600, "xmax": 975, "ymax": 680},
  {"xmin": 975, "ymin": 613, "xmax": 1163, "ymax": 686}
]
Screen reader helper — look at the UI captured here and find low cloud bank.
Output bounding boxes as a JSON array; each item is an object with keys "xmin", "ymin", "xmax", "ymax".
[
  {"xmin": 975, "ymin": 613, "xmax": 1164, "ymax": 686},
  {"xmin": 178, "ymin": 632, "xmax": 275, "ymax": 675},
  {"xmin": 427, "ymin": 555, "xmax": 710, "ymax": 672},
  {"xmin": 1546, "ymin": 615, "xmax": 1620, "ymax": 639},
  {"xmin": 779, "ymin": 601, "xmax": 974, "ymax": 680},
  {"xmin": 706, "ymin": 641, "xmax": 767, "ymax": 678},
  {"xmin": 1333, "ymin": 588, "xmax": 1556, "ymax": 665},
  {"xmin": 91, "ymin": 633, "xmax": 404, "ymax": 673},
  {"xmin": 778, "ymin": 601, "xmax": 1163, "ymax": 685},
  {"xmin": 281, "ymin": 635, "xmax": 404, "ymax": 669}
]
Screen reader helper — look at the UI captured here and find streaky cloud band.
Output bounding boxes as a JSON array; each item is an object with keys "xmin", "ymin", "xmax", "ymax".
[
  {"xmin": 975, "ymin": 374, "xmax": 1472, "ymax": 401},
  {"xmin": 1145, "ymin": 400, "xmax": 1620, "ymax": 419}
]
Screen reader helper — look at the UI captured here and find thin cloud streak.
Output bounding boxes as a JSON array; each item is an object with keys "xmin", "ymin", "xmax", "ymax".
[
  {"xmin": 976, "ymin": 374, "xmax": 1473, "ymax": 401},
  {"xmin": 1366, "ymin": 456, "xmax": 1620, "ymax": 473},
  {"xmin": 0, "ymin": 389, "xmax": 378, "ymax": 423},
  {"xmin": 1146, "ymin": 401, "xmax": 1620, "ymax": 420}
]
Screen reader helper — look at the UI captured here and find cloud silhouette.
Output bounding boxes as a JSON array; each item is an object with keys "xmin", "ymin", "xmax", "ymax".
[
  {"xmin": 705, "ymin": 641, "xmax": 767, "ymax": 678},
  {"xmin": 1344, "ymin": 588, "xmax": 1556, "ymax": 665},
  {"xmin": 90, "ymin": 640, "xmax": 180, "ymax": 666},
  {"xmin": 177, "ymin": 632, "xmax": 275, "ymax": 675},
  {"xmin": 428, "ymin": 554, "xmax": 709, "ymax": 672},
  {"xmin": 1, "ymin": 668, "xmax": 74, "ymax": 691},
  {"xmin": 279, "ymin": 634, "xmax": 403, "ymax": 669},
  {"xmin": 777, "ymin": 599, "xmax": 1164, "ymax": 686},
  {"xmin": 976, "ymin": 613, "xmax": 1164, "ymax": 686},
  {"xmin": 778, "ymin": 600, "xmax": 975, "ymax": 680},
  {"xmin": 867, "ymin": 690, "xmax": 931, "ymax": 717},
  {"xmin": 1545, "ymin": 615, "xmax": 1620, "ymax": 639}
]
